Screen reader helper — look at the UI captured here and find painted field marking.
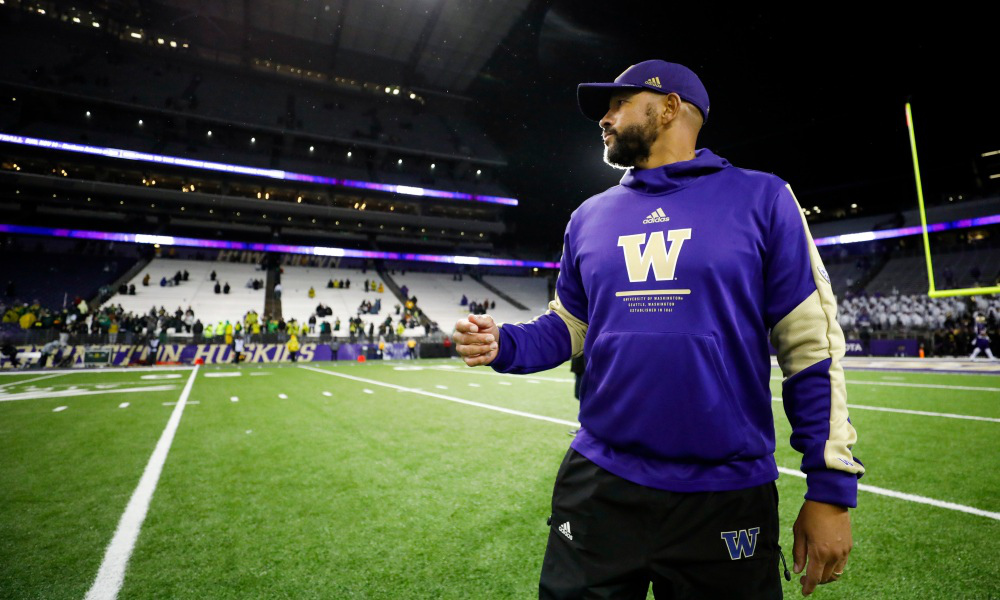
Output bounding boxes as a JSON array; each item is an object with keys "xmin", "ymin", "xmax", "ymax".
[
  {"xmin": 468, "ymin": 383, "xmax": 481, "ymax": 387},
  {"xmin": 436, "ymin": 385, "xmax": 448, "ymax": 390},
  {"xmin": 0, "ymin": 372, "xmax": 67, "ymax": 389},
  {"xmin": 85, "ymin": 365, "xmax": 199, "ymax": 600},
  {"xmin": 278, "ymin": 393, "xmax": 288, "ymax": 399},
  {"xmin": 322, "ymin": 392, "xmax": 332, "ymax": 397},
  {"xmin": 140, "ymin": 374, "xmax": 182, "ymax": 380},
  {"xmin": 770, "ymin": 375, "xmax": 1000, "ymax": 393},
  {"xmin": 119, "ymin": 403, "xmax": 129, "ymax": 409},
  {"xmin": 302, "ymin": 366, "xmax": 997, "ymax": 520},
  {"xmin": 250, "ymin": 373, "xmax": 270, "ymax": 377},
  {"xmin": 301, "ymin": 366, "xmax": 577, "ymax": 427},
  {"xmin": 0, "ymin": 366, "xmax": 195, "ymax": 377},
  {"xmin": 53, "ymin": 406, "xmax": 67, "ymax": 412},
  {"xmin": 776, "ymin": 467, "xmax": 1000, "ymax": 521},
  {"xmin": 427, "ymin": 366, "xmax": 573, "ymax": 383},
  {"xmin": 204, "ymin": 372, "xmax": 241, "ymax": 378},
  {"xmin": 497, "ymin": 381, "xmax": 512, "ymax": 386},
  {"xmin": 363, "ymin": 389, "xmax": 374, "ymax": 394},
  {"xmin": 0, "ymin": 385, "xmax": 178, "ymax": 403},
  {"xmin": 230, "ymin": 396, "xmax": 239, "ymax": 402},
  {"xmin": 771, "ymin": 396, "xmax": 999, "ymax": 423}
]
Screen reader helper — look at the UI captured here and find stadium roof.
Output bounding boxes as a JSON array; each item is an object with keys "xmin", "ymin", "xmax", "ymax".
[{"xmin": 144, "ymin": 0, "xmax": 534, "ymax": 93}]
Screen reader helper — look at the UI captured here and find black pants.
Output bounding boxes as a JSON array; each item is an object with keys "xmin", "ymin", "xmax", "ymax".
[{"xmin": 540, "ymin": 449, "xmax": 782, "ymax": 599}]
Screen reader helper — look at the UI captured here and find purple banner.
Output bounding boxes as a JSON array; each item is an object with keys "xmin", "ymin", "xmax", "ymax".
[
  {"xmin": 337, "ymin": 342, "xmax": 415, "ymax": 361},
  {"xmin": 1, "ymin": 343, "xmax": 337, "ymax": 367}
]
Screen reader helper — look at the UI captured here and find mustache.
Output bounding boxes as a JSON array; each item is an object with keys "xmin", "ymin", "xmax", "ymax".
[{"xmin": 602, "ymin": 128, "xmax": 617, "ymax": 138}]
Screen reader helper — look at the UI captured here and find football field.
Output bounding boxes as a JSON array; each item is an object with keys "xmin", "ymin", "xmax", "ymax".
[{"xmin": 1, "ymin": 359, "xmax": 998, "ymax": 599}]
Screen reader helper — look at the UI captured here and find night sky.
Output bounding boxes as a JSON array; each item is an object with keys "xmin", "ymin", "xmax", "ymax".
[{"xmin": 470, "ymin": 3, "xmax": 998, "ymax": 256}]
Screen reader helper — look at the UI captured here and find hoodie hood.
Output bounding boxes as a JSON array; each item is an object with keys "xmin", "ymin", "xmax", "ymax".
[{"xmin": 620, "ymin": 148, "xmax": 730, "ymax": 195}]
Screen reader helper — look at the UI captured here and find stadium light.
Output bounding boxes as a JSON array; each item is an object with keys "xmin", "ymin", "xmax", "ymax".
[
  {"xmin": 207, "ymin": 130, "xmax": 212, "ymax": 136},
  {"xmin": 982, "ymin": 150, "xmax": 1000, "ymax": 157},
  {"xmin": 92, "ymin": 21, "xmax": 100, "ymax": 28},
  {"xmin": 347, "ymin": 151, "xmax": 352, "ymax": 158},
  {"xmin": 73, "ymin": 17, "xmax": 81, "ymax": 23},
  {"xmin": 130, "ymin": 32, "xmax": 142, "ymax": 39},
  {"xmin": 170, "ymin": 41, "xmax": 178, "ymax": 48},
  {"xmin": 0, "ymin": 133, "xmax": 520, "ymax": 206}
]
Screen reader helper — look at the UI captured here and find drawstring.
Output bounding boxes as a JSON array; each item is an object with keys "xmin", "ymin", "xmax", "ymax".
[{"xmin": 777, "ymin": 545, "xmax": 791, "ymax": 581}]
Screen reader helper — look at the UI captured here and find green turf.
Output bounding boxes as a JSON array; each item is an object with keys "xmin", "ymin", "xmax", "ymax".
[{"xmin": 1, "ymin": 360, "xmax": 997, "ymax": 599}]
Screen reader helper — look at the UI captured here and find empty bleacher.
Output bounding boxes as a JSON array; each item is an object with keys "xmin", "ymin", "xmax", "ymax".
[
  {"xmin": 278, "ymin": 265, "xmax": 423, "ymax": 337},
  {"xmin": 105, "ymin": 258, "xmax": 266, "ymax": 327}
]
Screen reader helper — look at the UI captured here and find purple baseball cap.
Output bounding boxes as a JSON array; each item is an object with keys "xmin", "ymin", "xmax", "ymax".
[{"xmin": 577, "ymin": 60, "xmax": 710, "ymax": 124}]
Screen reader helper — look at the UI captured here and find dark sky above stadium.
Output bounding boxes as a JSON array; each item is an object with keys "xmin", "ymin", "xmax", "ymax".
[{"xmin": 470, "ymin": 3, "xmax": 997, "ymax": 252}]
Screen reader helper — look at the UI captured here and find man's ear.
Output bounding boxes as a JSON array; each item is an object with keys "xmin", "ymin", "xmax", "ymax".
[{"xmin": 660, "ymin": 93, "xmax": 682, "ymax": 124}]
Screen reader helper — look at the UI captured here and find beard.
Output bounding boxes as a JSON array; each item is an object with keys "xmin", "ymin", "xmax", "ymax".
[{"xmin": 602, "ymin": 109, "xmax": 658, "ymax": 170}]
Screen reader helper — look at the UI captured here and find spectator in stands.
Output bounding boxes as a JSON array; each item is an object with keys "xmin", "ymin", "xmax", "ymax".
[
  {"xmin": 210, "ymin": 270, "xmax": 217, "ymax": 281},
  {"xmin": 183, "ymin": 270, "xmax": 190, "ymax": 281},
  {"xmin": 193, "ymin": 319, "xmax": 204, "ymax": 339},
  {"xmin": 108, "ymin": 317, "xmax": 119, "ymax": 344},
  {"xmin": 308, "ymin": 314, "xmax": 317, "ymax": 334},
  {"xmin": 308, "ymin": 287, "xmax": 316, "ymax": 299},
  {"xmin": 367, "ymin": 322, "xmax": 374, "ymax": 341},
  {"xmin": 406, "ymin": 337, "xmax": 416, "ymax": 358},
  {"xmin": 173, "ymin": 271, "xmax": 182, "ymax": 285},
  {"xmin": 334, "ymin": 318, "xmax": 341, "ymax": 332},
  {"xmin": 223, "ymin": 282, "xmax": 231, "ymax": 294},
  {"xmin": 287, "ymin": 334, "xmax": 300, "ymax": 362},
  {"xmin": 346, "ymin": 279, "xmax": 351, "ymax": 289},
  {"xmin": 160, "ymin": 276, "xmax": 168, "ymax": 287},
  {"xmin": 128, "ymin": 283, "xmax": 136, "ymax": 295},
  {"xmin": 377, "ymin": 282, "xmax": 384, "ymax": 293},
  {"xmin": 400, "ymin": 285, "xmax": 409, "ymax": 299},
  {"xmin": 327, "ymin": 279, "xmax": 334, "ymax": 288},
  {"xmin": 246, "ymin": 278, "xmax": 255, "ymax": 288},
  {"xmin": 275, "ymin": 283, "xmax": 283, "ymax": 299},
  {"xmin": 214, "ymin": 281, "xmax": 222, "ymax": 294},
  {"xmin": 142, "ymin": 274, "xmax": 150, "ymax": 287}
]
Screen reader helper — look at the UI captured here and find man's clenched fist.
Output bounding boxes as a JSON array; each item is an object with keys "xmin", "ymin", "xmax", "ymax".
[{"xmin": 453, "ymin": 314, "xmax": 500, "ymax": 366}]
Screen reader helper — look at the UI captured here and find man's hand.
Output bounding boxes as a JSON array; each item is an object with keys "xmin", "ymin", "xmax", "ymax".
[
  {"xmin": 452, "ymin": 314, "xmax": 499, "ymax": 366},
  {"xmin": 792, "ymin": 500, "xmax": 853, "ymax": 596}
]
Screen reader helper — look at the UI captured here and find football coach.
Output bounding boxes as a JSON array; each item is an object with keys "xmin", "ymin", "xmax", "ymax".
[{"xmin": 452, "ymin": 60, "xmax": 864, "ymax": 599}]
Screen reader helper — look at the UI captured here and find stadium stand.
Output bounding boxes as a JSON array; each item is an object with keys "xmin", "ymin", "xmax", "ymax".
[
  {"xmin": 106, "ymin": 258, "xmax": 266, "ymax": 328},
  {"xmin": 278, "ymin": 265, "xmax": 424, "ymax": 338}
]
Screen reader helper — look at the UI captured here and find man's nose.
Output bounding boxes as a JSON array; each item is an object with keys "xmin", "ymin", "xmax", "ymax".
[{"xmin": 600, "ymin": 111, "xmax": 613, "ymax": 131}]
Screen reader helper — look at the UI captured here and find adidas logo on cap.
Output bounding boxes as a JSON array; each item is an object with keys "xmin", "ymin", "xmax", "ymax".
[
  {"xmin": 642, "ymin": 208, "xmax": 670, "ymax": 224},
  {"xmin": 644, "ymin": 76, "xmax": 662, "ymax": 88}
]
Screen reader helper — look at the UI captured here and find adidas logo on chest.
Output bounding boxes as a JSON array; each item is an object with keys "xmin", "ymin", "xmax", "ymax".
[{"xmin": 643, "ymin": 207, "xmax": 670, "ymax": 224}]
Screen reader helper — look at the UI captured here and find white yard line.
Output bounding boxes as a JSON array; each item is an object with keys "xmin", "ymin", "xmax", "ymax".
[
  {"xmin": 771, "ymin": 396, "xmax": 999, "ymax": 423},
  {"xmin": 0, "ymin": 385, "xmax": 178, "ymax": 403},
  {"xmin": 52, "ymin": 406, "xmax": 67, "ymax": 412},
  {"xmin": 84, "ymin": 365, "xmax": 199, "ymax": 600},
  {"xmin": 775, "ymin": 467, "xmax": 1000, "ymax": 521},
  {"xmin": 427, "ymin": 366, "xmax": 574, "ymax": 383},
  {"xmin": 0, "ymin": 372, "xmax": 67, "ymax": 389},
  {"xmin": 770, "ymin": 375, "xmax": 1000, "ymax": 393},
  {"xmin": 0, "ymin": 366, "xmax": 194, "ymax": 376},
  {"xmin": 305, "ymin": 365, "xmax": 997, "ymax": 520},
  {"xmin": 300, "ymin": 366, "xmax": 578, "ymax": 427}
]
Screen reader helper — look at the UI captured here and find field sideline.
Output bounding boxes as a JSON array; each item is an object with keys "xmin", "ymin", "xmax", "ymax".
[{"xmin": 1, "ymin": 358, "xmax": 998, "ymax": 599}]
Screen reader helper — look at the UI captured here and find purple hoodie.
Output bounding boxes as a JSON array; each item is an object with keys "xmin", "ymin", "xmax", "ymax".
[{"xmin": 490, "ymin": 148, "xmax": 864, "ymax": 507}]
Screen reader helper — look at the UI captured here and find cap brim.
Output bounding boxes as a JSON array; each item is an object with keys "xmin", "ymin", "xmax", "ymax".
[{"xmin": 577, "ymin": 83, "xmax": 642, "ymax": 121}]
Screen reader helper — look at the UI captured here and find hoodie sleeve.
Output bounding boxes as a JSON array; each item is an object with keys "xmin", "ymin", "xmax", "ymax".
[
  {"xmin": 490, "ymin": 216, "xmax": 589, "ymax": 374},
  {"xmin": 765, "ymin": 183, "xmax": 865, "ymax": 508}
]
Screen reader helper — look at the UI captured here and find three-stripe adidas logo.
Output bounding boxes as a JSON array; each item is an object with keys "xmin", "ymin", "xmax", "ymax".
[
  {"xmin": 642, "ymin": 208, "xmax": 670, "ymax": 224},
  {"xmin": 558, "ymin": 522, "xmax": 573, "ymax": 540},
  {"xmin": 644, "ymin": 76, "xmax": 662, "ymax": 88}
]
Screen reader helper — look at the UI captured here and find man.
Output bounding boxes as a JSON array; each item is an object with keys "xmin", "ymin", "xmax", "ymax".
[
  {"xmin": 969, "ymin": 314, "xmax": 996, "ymax": 359},
  {"xmin": 452, "ymin": 60, "xmax": 863, "ymax": 598}
]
